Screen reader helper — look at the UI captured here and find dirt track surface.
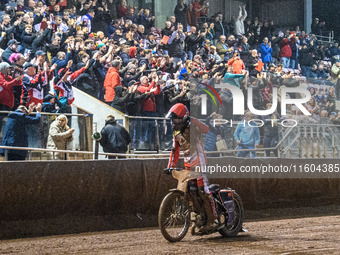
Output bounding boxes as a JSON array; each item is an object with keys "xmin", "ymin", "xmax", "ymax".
[{"xmin": 0, "ymin": 215, "xmax": 339, "ymax": 255}]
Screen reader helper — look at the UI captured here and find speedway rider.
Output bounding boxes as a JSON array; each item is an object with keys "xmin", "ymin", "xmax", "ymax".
[{"xmin": 165, "ymin": 103, "xmax": 218, "ymax": 232}]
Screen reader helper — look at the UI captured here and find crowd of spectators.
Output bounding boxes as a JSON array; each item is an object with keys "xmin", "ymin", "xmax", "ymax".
[{"xmin": 0, "ymin": 0, "xmax": 339, "ymax": 157}]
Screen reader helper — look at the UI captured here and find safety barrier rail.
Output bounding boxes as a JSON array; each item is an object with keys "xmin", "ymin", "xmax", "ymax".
[
  {"xmin": 0, "ymin": 145, "xmax": 174, "ymax": 161},
  {"xmin": 0, "ymin": 110, "xmax": 93, "ymax": 153},
  {"xmin": 315, "ymin": 31, "xmax": 334, "ymax": 43}
]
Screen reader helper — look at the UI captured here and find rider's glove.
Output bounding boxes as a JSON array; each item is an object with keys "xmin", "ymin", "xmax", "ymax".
[{"xmin": 163, "ymin": 168, "xmax": 172, "ymax": 175}]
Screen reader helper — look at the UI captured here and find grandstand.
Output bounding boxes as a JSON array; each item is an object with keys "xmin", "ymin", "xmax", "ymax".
[{"xmin": 0, "ymin": 0, "xmax": 340, "ymax": 160}]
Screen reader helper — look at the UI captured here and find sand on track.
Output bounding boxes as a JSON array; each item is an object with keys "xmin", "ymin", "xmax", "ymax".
[{"xmin": 0, "ymin": 215, "xmax": 339, "ymax": 255}]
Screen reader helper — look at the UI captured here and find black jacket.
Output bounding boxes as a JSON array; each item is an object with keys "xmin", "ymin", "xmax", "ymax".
[
  {"xmin": 21, "ymin": 31, "xmax": 36, "ymax": 51},
  {"xmin": 1, "ymin": 47, "xmax": 16, "ymax": 64},
  {"xmin": 168, "ymin": 34, "xmax": 184, "ymax": 58},
  {"xmin": 299, "ymin": 48, "xmax": 315, "ymax": 67},
  {"xmin": 185, "ymin": 33, "xmax": 204, "ymax": 53},
  {"xmin": 214, "ymin": 20, "xmax": 225, "ymax": 39},
  {"xmin": 112, "ymin": 86, "xmax": 131, "ymax": 113},
  {"xmin": 246, "ymin": 55, "xmax": 261, "ymax": 77},
  {"xmin": 126, "ymin": 92, "xmax": 150, "ymax": 116},
  {"xmin": 262, "ymin": 114, "xmax": 280, "ymax": 137},
  {"xmin": 100, "ymin": 119, "xmax": 131, "ymax": 153},
  {"xmin": 123, "ymin": 71, "xmax": 142, "ymax": 87}
]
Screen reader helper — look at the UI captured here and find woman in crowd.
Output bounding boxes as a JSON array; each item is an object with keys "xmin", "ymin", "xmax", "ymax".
[
  {"xmin": 0, "ymin": 62, "xmax": 23, "ymax": 111},
  {"xmin": 47, "ymin": 114, "xmax": 74, "ymax": 160}
]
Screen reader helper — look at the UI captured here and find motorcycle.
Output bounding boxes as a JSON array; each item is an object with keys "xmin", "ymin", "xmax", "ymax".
[{"xmin": 159, "ymin": 168, "xmax": 244, "ymax": 242}]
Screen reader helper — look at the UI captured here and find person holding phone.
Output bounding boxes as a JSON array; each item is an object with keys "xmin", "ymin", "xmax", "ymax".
[
  {"xmin": 9, "ymin": 53, "xmax": 25, "ymax": 109},
  {"xmin": 0, "ymin": 62, "xmax": 23, "ymax": 111}
]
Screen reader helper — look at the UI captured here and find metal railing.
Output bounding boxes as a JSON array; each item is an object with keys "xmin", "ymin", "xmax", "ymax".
[
  {"xmin": 277, "ymin": 122, "xmax": 340, "ymax": 159},
  {"xmin": 315, "ymin": 31, "xmax": 334, "ymax": 43},
  {"xmin": 0, "ymin": 111, "xmax": 93, "ymax": 154},
  {"xmin": 0, "ymin": 145, "xmax": 174, "ymax": 161},
  {"xmin": 126, "ymin": 116, "xmax": 173, "ymax": 152},
  {"xmin": 2, "ymin": 111, "xmax": 340, "ymax": 161}
]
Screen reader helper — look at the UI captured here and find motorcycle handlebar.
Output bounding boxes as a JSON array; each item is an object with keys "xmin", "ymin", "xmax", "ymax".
[{"xmin": 163, "ymin": 167, "xmax": 183, "ymax": 175}]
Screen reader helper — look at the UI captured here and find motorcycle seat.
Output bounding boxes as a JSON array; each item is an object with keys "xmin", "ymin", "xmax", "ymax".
[{"xmin": 209, "ymin": 184, "xmax": 220, "ymax": 193}]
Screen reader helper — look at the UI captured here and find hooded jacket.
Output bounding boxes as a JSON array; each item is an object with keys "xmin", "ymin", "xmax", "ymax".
[
  {"xmin": 46, "ymin": 119, "xmax": 74, "ymax": 160},
  {"xmin": 104, "ymin": 66, "xmax": 121, "ymax": 102},
  {"xmin": 280, "ymin": 39, "xmax": 292, "ymax": 58},
  {"xmin": 112, "ymin": 86, "xmax": 131, "ymax": 113}
]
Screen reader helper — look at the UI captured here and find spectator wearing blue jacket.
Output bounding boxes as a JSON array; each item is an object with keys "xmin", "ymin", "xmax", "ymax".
[
  {"xmin": 0, "ymin": 103, "xmax": 41, "ymax": 160},
  {"xmin": 316, "ymin": 64, "xmax": 328, "ymax": 79},
  {"xmin": 204, "ymin": 113, "xmax": 225, "ymax": 152},
  {"xmin": 329, "ymin": 42, "xmax": 340, "ymax": 57},
  {"xmin": 234, "ymin": 111, "xmax": 260, "ymax": 158},
  {"xmin": 51, "ymin": 49, "xmax": 72, "ymax": 76},
  {"xmin": 179, "ymin": 60, "xmax": 192, "ymax": 80},
  {"xmin": 259, "ymin": 37, "xmax": 272, "ymax": 70}
]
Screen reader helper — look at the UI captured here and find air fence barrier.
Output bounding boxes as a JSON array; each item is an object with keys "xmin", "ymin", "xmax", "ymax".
[{"xmin": 0, "ymin": 158, "xmax": 338, "ymax": 239}]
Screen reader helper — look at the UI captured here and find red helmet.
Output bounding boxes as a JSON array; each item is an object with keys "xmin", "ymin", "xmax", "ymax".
[
  {"xmin": 166, "ymin": 103, "xmax": 189, "ymax": 119},
  {"xmin": 166, "ymin": 103, "xmax": 189, "ymax": 131}
]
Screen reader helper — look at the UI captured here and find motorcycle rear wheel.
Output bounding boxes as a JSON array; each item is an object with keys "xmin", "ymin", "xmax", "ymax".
[
  {"xmin": 158, "ymin": 192, "xmax": 190, "ymax": 242},
  {"xmin": 219, "ymin": 191, "xmax": 244, "ymax": 237}
]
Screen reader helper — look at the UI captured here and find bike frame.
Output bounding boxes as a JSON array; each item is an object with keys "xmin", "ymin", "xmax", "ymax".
[{"xmin": 171, "ymin": 170, "xmax": 207, "ymax": 221}]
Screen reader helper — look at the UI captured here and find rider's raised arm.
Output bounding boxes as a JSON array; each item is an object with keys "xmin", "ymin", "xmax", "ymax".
[{"xmin": 191, "ymin": 117, "xmax": 209, "ymax": 134}]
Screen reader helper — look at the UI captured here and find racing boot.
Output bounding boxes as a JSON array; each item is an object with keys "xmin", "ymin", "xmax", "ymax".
[{"xmin": 198, "ymin": 193, "xmax": 219, "ymax": 233}]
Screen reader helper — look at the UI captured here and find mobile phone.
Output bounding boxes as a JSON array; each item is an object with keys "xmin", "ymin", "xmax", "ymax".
[{"xmin": 12, "ymin": 66, "xmax": 23, "ymax": 78}]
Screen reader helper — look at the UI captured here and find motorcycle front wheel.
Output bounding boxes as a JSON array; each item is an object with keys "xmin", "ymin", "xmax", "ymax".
[
  {"xmin": 158, "ymin": 192, "xmax": 190, "ymax": 242},
  {"xmin": 219, "ymin": 191, "xmax": 244, "ymax": 237}
]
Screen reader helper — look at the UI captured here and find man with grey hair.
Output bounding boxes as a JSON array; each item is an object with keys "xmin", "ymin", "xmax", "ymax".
[
  {"xmin": 216, "ymin": 35, "xmax": 230, "ymax": 61},
  {"xmin": 104, "ymin": 60, "xmax": 122, "ymax": 105},
  {"xmin": 135, "ymin": 25, "xmax": 145, "ymax": 41},
  {"xmin": 161, "ymin": 21, "xmax": 174, "ymax": 56},
  {"xmin": 123, "ymin": 63, "xmax": 146, "ymax": 87}
]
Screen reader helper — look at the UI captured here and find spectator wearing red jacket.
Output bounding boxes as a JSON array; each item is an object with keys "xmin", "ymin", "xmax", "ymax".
[
  {"xmin": 137, "ymin": 74, "xmax": 161, "ymax": 114},
  {"xmin": 280, "ymin": 38, "xmax": 292, "ymax": 68},
  {"xmin": 137, "ymin": 73, "xmax": 161, "ymax": 150},
  {"xmin": 118, "ymin": 0, "xmax": 129, "ymax": 18},
  {"xmin": 0, "ymin": 62, "xmax": 23, "ymax": 111},
  {"xmin": 104, "ymin": 60, "xmax": 121, "ymax": 105},
  {"xmin": 227, "ymin": 51, "xmax": 245, "ymax": 74}
]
